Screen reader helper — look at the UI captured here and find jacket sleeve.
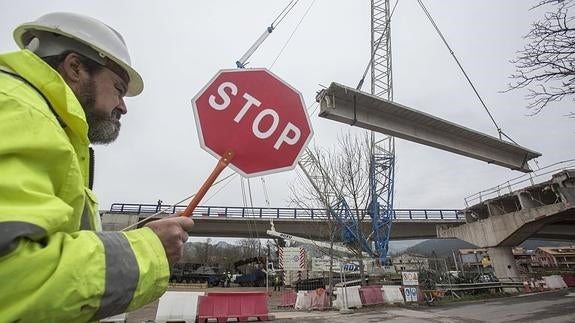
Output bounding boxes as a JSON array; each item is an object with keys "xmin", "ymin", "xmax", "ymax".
[{"xmin": 0, "ymin": 93, "xmax": 170, "ymax": 322}]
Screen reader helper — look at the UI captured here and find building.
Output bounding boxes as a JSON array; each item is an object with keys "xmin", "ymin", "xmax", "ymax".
[
  {"xmin": 391, "ymin": 253, "xmax": 429, "ymax": 272},
  {"xmin": 458, "ymin": 248, "xmax": 491, "ymax": 274},
  {"xmin": 534, "ymin": 246, "xmax": 575, "ymax": 268}
]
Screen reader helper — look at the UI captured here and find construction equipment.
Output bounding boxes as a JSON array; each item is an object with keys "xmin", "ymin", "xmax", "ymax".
[
  {"xmin": 266, "ymin": 223, "xmax": 368, "ymax": 257},
  {"xmin": 169, "ymin": 263, "xmax": 223, "ymax": 286},
  {"xmin": 233, "ymin": 256, "xmax": 267, "ymax": 287}
]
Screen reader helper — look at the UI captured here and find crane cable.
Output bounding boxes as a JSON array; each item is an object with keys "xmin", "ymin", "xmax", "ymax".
[
  {"xmin": 240, "ymin": 178, "xmax": 257, "ymax": 241},
  {"xmin": 272, "ymin": 0, "xmax": 300, "ymax": 28},
  {"xmin": 236, "ymin": 0, "xmax": 315, "ymax": 236},
  {"xmin": 236, "ymin": 0, "xmax": 301, "ymax": 68},
  {"xmin": 246, "ymin": 178, "xmax": 261, "ymax": 242},
  {"xmin": 416, "ymin": 0, "xmax": 517, "ymax": 144},
  {"xmin": 269, "ymin": 0, "xmax": 317, "ymax": 69},
  {"xmin": 121, "ymin": 172, "xmax": 237, "ymax": 231}
]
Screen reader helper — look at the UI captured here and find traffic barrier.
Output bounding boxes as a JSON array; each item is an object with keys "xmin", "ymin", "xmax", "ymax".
[
  {"xmin": 278, "ymin": 290, "xmax": 297, "ymax": 308},
  {"xmin": 543, "ymin": 275, "xmax": 568, "ymax": 289},
  {"xmin": 522, "ymin": 281, "xmax": 532, "ymax": 293},
  {"xmin": 310, "ymin": 288, "xmax": 330, "ymax": 310},
  {"xmin": 536, "ymin": 279, "xmax": 546, "ymax": 292},
  {"xmin": 381, "ymin": 285, "xmax": 405, "ymax": 304},
  {"xmin": 101, "ymin": 313, "xmax": 126, "ymax": 323},
  {"xmin": 562, "ymin": 274, "xmax": 575, "ymax": 287},
  {"xmin": 359, "ymin": 285, "xmax": 384, "ymax": 306},
  {"xmin": 334, "ymin": 286, "xmax": 363, "ymax": 309},
  {"xmin": 155, "ymin": 291, "xmax": 205, "ymax": 323},
  {"xmin": 197, "ymin": 292, "xmax": 271, "ymax": 323},
  {"xmin": 295, "ymin": 290, "xmax": 311, "ymax": 310}
]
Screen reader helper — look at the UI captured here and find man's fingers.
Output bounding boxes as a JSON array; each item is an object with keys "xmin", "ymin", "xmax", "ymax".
[
  {"xmin": 173, "ymin": 216, "xmax": 194, "ymax": 231},
  {"xmin": 181, "ymin": 231, "xmax": 189, "ymax": 243}
]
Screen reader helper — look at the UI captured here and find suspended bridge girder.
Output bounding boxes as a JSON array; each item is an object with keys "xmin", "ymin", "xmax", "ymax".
[{"xmin": 316, "ymin": 82, "xmax": 541, "ymax": 173}]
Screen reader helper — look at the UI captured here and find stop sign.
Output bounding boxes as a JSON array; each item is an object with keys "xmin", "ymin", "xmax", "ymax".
[{"xmin": 191, "ymin": 69, "xmax": 313, "ymax": 177}]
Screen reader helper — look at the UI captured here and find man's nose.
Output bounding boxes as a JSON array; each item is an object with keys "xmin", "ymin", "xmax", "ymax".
[{"xmin": 118, "ymin": 98, "xmax": 128, "ymax": 114}]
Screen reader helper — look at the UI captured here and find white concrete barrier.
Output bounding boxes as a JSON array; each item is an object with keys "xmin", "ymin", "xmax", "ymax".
[
  {"xmin": 295, "ymin": 291, "xmax": 311, "ymax": 310},
  {"xmin": 381, "ymin": 285, "xmax": 405, "ymax": 304},
  {"xmin": 334, "ymin": 286, "xmax": 362, "ymax": 309},
  {"xmin": 543, "ymin": 275, "xmax": 568, "ymax": 289},
  {"xmin": 155, "ymin": 291, "xmax": 205, "ymax": 323},
  {"xmin": 100, "ymin": 313, "xmax": 126, "ymax": 323}
]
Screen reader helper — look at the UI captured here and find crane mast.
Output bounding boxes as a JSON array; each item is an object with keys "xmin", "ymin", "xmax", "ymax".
[
  {"xmin": 296, "ymin": 1, "xmax": 395, "ymax": 265},
  {"xmin": 368, "ymin": 0, "xmax": 395, "ymax": 265}
]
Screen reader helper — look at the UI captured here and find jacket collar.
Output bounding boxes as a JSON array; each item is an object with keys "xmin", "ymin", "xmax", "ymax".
[{"xmin": 0, "ymin": 50, "xmax": 89, "ymax": 144}]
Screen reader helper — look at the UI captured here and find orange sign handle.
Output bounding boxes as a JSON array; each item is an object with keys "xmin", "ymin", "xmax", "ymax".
[{"xmin": 181, "ymin": 150, "xmax": 235, "ymax": 217}]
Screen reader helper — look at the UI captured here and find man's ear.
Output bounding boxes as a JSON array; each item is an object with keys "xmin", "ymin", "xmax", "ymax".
[{"xmin": 59, "ymin": 52, "xmax": 85, "ymax": 85}]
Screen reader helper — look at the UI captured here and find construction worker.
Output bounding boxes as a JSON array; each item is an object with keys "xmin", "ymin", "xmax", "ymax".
[
  {"xmin": 226, "ymin": 271, "xmax": 233, "ymax": 287},
  {"xmin": 0, "ymin": 12, "xmax": 194, "ymax": 322},
  {"xmin": 273, "ymin": 274, "xmax": 282, "ymax": 291}
]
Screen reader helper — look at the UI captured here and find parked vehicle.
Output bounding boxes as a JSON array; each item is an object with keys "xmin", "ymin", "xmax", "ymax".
[{"xmin": 170, "ymin": 262, "xmax": 223, "ymax": 287}]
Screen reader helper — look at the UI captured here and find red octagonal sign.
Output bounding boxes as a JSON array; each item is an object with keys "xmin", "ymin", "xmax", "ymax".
[{"xmin": 192, "ymin": 69, "xmax": 313, "ymax": 177}]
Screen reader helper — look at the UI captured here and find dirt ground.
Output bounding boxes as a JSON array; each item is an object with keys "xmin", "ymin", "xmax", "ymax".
[{"xmin": 126, "ymin": 285, "xmax": 295, "ymax": 323}]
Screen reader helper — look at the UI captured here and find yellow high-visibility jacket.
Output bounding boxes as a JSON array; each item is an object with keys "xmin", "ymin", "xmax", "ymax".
[{"xmin": 0, "ymin": 50, "xmax": 169, "ymax": 322}]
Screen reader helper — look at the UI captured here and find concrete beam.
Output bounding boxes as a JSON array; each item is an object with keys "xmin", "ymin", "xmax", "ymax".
[
  {"xmin": 316, "ymin": 82, "xmax": 541, "ymax": 172},
  {"xmin": 101, "ymin": 213, "xmax": 463, "ymax": 240}
]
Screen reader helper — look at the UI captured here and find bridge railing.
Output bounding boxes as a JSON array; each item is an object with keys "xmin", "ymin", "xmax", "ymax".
[
  {"xmin": 464, "ymin": 159, "xmax": 575, "ymax": 207},
  {"xmin": 108, "ymin": 203, "xmax": 463, "ymax": 220}
]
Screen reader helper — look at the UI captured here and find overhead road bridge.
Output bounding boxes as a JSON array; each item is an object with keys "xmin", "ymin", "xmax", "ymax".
[{"xmin": 101, "ymin": 204, "xmax": 464, "ymax": 241}]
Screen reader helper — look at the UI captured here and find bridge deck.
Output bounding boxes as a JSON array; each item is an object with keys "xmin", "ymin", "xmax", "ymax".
[{"xmin": 104, "ymin": 204, "xmax": 464, "ymax": 240}]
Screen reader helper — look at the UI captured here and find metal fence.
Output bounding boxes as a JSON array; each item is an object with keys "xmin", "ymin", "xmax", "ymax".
[
  {"xmin": 108, "ymin": 203, "xmax": 463, "ymax": 220},
  {"xmin": 464, "ymin": 159, "xmax": 575, "ymax": 207}
]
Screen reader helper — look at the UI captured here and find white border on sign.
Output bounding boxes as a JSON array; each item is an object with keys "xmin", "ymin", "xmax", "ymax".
[{"xmin": 190, "ymin": 68, "xmax": 314, "ymax": 178}]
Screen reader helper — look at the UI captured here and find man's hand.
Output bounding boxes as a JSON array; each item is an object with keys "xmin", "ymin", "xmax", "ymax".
[{"xmin": 145, "ymin": 213, "xmax": 194, "ymax": 266}]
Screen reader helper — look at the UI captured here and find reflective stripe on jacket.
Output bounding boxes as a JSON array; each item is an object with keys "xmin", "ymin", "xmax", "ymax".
[{"xmin": 0, "ymin": 50, "xmax": 169, "ymax": 322}]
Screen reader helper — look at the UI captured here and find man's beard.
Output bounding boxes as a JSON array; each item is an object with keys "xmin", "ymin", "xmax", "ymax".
[{"xmin": 79, "ymin": 79, "xmax": 121, "ymax": 144}]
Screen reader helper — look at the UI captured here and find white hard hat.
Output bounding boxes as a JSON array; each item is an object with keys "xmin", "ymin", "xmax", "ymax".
[{"xmin": 13, "ymin": 12, "xmax": 143, "ymax": 96}]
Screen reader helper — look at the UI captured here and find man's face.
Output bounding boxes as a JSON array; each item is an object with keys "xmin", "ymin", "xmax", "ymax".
[{"xmin": 78, "ymin": 66, "xmax": 128, "ymax": 144}]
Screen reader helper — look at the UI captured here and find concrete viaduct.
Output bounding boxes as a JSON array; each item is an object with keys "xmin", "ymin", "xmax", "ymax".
[
  {"xmin": 101, "ymin": 207, "xmax": 463, "ymax": 241},
  {"xmin": 437, "ymin": 169, "xmax": 575, "ymax": 281},
  {"xmin": 101, "ymin": 169, "xmax": 575, "ymax": 282}
]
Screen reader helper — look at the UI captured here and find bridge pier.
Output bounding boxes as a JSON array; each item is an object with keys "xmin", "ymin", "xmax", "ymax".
[{"xmin": 487, "ymin": 247, "xmax": 519, "ymax": 281}]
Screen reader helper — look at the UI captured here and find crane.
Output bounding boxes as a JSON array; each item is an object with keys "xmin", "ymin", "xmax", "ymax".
[
  {"xmin": 266, "ymin": 222, "xmax": 370, "ymax": 257},
  {"xmin": 297, "ymin": 0, "xmax": 395, "ymax": 265}
]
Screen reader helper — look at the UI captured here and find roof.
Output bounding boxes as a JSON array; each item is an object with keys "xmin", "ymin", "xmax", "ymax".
[{"xmin": 537, "ymin": 246, "xmax": 575, "ymax": 255}]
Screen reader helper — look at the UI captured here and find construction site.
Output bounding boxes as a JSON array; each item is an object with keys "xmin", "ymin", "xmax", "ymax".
[
  {"xmin": 10, "ymin": 0, "xmax": 569, "ymax": 321},
  {"xmin": 87, "ymin": 0, "xmax": 575, "ymax": 321}
]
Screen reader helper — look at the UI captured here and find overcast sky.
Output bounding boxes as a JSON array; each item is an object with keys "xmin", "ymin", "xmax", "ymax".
[{"xmin": 2, "ymin": 1, "xmax": 573, "ymax": 213}]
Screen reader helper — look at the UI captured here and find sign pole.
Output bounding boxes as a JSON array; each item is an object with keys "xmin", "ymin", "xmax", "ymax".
[{"xmin": 181, "ymin": 150, "xmax": 234, "ymax": 217}]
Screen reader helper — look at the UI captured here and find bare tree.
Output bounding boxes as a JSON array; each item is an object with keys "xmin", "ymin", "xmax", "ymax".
[
  {"xmin": 506, "ymin": 0, "xmax": 575, "ymax": 116},
  {"xmin": 238, "ymin": 238, "xmax": 261, "ymax": 259},
  {"xmin": 195, "ymin": 238, "xmax": 212, "ymax": 264},
  {"xmin": 290, "ymin": 131, "xmax": 374, "ymax": 285},
  {"xmin": 333, "ymin": 133, "xmax": 372, "ymax": 284}
]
